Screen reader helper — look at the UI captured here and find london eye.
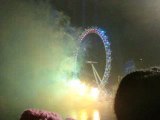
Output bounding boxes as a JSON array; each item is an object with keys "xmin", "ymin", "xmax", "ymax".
[{"xmin": 74, "ymin": 27, "xmax": 111, "ymax": 92}]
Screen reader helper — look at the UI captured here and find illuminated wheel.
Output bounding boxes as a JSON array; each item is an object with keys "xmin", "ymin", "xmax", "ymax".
[{"xmin": 75, "ymin": 27, "xmax": 111, "ymax": 88}]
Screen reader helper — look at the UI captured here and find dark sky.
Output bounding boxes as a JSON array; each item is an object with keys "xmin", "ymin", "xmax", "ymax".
[
  {"xmin": 52, "ymin": 0, "xmax": 160, "ymax": 82},
  {"xmin": 0, "ymin": 0, "xmax": 160, "ymax": 119}
]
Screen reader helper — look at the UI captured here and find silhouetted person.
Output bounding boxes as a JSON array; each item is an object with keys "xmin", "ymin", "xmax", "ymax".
[
  {"xmin": 20, "ymin": 109, "xmax": 63, "ymax": 120},
  {"xmin": 114, "ymin": 67, "xmax": 160, "ymax": 120},
  {"xmin": 20, "ymin": 109, "xmax": 75, "ymax": 120}
]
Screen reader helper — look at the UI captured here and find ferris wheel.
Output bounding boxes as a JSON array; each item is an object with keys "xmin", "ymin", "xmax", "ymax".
[{"xmin": 74, "ymin": 27, "xmax": 111, "ymax": 91}]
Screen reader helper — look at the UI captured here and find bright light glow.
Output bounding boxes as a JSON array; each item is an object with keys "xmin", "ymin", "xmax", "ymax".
[
  {"xmin": 68, "ymin": 80, "xmax": 100, "ymax": 101},
  {"xmin": 69, "ymin": 79, "xmax": 81, "ymax": 87},
  {"xmin": 70, "ymin": 109, "xmax": 100, "ymax": 120},
  {"xmin": 79, "ymin": 84, "xmax": 87, "ymax": 96},
  {"xmin": 68, "ymin": 80, "xmax": 87, "ymax": 96},
  {"xmin": 70, "ymin": 111, "xmax": 77, "ymax": 120},
  {"xmin": 93, "ymin": 110, "xmax": 100, "ymax": 120},
  {"xmin": 80, "ymin": 110, "xmax": 88, "ymax": 120},
  {"xmin": 90, "ymin": 87, "xmax": 100, "ymax": 100}
]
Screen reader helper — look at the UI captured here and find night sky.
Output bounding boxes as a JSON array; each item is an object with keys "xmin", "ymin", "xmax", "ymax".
[
  {"xmin": 0, "ymin": 0, "xmax": 160, "ymax": 120},
  {"xmin": 53, "ymin": 0, "xmax": 160, "ymax": 82}
]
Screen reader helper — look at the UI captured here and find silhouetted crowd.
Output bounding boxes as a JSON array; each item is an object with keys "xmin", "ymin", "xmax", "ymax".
[{"xmin": 20, "ymin": 67, "xmax": 160, "ymax": 120}]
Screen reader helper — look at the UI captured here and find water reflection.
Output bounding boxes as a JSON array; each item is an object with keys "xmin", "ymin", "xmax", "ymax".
[
  {"xmin": 70, "ymin": 109, "xmax": 100, "ymax": 120},
  {"xmin": 80, "ymin": 110, "xmax": 88, "ymax": 120},
  {"xmin": 93, "ymin": 110, "xmax": 100, "ymax": 120}
]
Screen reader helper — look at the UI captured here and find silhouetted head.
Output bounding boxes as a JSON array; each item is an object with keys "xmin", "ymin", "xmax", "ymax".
[
  {"xmin": 20, "ymin": 109, "xmax": 63, "ymax": 120},
  {"xmin": 114, "ymin": 67, "xmax": 160, "ymax": 120}
]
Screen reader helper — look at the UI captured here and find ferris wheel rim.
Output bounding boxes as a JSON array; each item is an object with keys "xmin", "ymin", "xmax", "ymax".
[{"xmin": 75, "ymin": 27, "xmax": 111, "ymax": 85}]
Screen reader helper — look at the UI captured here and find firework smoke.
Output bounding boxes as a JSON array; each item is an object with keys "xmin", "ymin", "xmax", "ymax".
[{"xmin": 0, "ymin": 0, "xmax": 81, "ymax": 119}]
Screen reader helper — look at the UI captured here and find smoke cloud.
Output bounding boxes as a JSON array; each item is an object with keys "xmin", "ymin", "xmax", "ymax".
[{"xmin": 0, "ymin": 0, "xmax": 81, "ymax": 119}]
